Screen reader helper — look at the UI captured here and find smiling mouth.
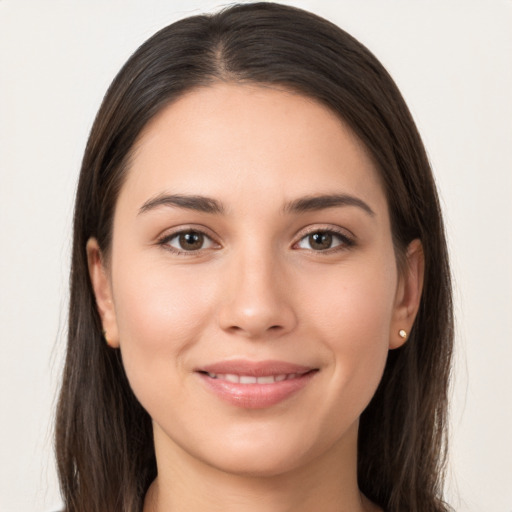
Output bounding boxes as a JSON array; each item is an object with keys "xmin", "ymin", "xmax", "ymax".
[
  {"xmin": 195, "ymin": 360, "xmax": 318, "ymax": 409},
  {"xmin": 202, "ymin": 371, "xmax": 310, "ymax": 384}
]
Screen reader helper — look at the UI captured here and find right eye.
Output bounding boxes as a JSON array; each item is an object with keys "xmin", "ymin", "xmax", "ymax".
[
  {"xmin": 160, "ymin": 230, "xmax": 217, "ymax": 254},
  {"xmin": 294, "ymin": 228, "xmax": 355, "ymax": 253}
]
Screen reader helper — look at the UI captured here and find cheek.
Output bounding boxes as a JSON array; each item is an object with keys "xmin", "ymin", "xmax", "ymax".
[
  {"xmin": 306, "ymin": 253, "xmax": 397, "ymax": 340},
  {"xmin": 115, "ymin": 269, "xmax": 204, "ymax": 347},
  {"xmin": 111, "ymin": 258, "xmax": 216, "ymax": 401},
  {"xmin": 303, "ymin": 256, "xmax": 397, "ymax": 406}
]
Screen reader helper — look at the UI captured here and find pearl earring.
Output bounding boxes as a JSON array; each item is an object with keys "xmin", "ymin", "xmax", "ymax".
[{"xmin": 102, "ymin": 330, "xmax": 111, "ymax": 346}]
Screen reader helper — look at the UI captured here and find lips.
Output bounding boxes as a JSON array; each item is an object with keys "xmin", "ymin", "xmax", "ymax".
[
  {"xmin": 195, "ymin": 360, "xmax": 317, "ymax": 409},
  {"xmin": 205, "ymin": 373, "xmax": 298, "ymax": 384}
]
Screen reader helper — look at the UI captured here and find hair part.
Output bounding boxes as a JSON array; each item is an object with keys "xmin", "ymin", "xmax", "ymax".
[{"xmin": 56, "ymin": 3, "xmax": 453, "ymax": 511}]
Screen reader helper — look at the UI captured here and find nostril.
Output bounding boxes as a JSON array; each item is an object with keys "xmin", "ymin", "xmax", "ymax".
[{"xmin": 218, "ymin": 297, "xmax": 298, "ymax": 338}]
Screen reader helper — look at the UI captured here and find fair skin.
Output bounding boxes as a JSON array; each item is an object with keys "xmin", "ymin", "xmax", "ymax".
[{"xmin": 88, "ymin": 83, "xmax": 423, "ymax": 512}]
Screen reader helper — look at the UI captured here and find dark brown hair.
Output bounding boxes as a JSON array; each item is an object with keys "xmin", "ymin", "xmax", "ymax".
[{"xmin": 56, "ymin": 3, "xmax": 453, "ymax": 511}]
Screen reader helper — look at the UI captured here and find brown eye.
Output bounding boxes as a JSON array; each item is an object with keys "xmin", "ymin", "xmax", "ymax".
[
  {"xmin": 179, "ymin": 231, "xmax": 204, "ymax": 250},
  {"xmin": 308, "ymin": 232, "xmax": 333, "ymax": 250},
  {"xmin": 296, "ymin": 230, "xmax": 352, "ymax": 251},
  {"xmin": 163, "ymin": 230, "xmax": 215, "ymax": 252}
]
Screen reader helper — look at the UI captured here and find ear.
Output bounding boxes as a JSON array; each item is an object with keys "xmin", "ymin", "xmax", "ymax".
[
  {"xmin": 389, "ymin": 239, "xmax": 424, "ymax": 349},
  {"xmin": 86, "ymin": 238, "xmax": 120, "ymax": 348}
]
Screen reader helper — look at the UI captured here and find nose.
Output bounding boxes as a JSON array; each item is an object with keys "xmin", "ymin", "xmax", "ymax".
[{"xmin": 217, "ymin": 248, "xmax": 298, "ymax": 340}]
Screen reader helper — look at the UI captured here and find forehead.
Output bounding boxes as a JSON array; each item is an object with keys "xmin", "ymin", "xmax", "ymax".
[{"xmin": 119, "ymin": 82, "xmax": 387, "ymax": 217}]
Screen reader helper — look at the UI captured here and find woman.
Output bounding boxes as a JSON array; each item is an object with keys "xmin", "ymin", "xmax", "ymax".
[{"xmin": 55, "ymin": 2, "xmax": 453, "ymax": 511}]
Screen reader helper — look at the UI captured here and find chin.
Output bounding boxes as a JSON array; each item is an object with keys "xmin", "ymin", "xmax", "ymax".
[
  {"xmin": 201, "ymin": 443, "xmax": 309, "ymax": 478},
  {"xmin": 180, "ymin": 418, "xmax": 352, "ymax": 479}
]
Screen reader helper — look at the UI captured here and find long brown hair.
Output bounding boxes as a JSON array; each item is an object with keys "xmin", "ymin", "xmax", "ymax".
[{"xmin": 55, "ymin": 3, "xmax": 453, "ymax": 511}]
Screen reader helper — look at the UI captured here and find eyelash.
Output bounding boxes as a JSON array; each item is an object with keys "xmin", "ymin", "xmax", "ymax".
[
  {"xmin": 293, "ymin": 227, "xmax": 355, "ymax": 254},
  {"xmin": 158, "ymin": 228, "xmax": 219, "ymax": 256},
  {"xmin": 157, "ymin": 227, "xmax": 355, "ymax": 255}
]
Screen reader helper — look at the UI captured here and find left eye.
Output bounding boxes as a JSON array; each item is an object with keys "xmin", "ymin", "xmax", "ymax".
[
  {"xmin": 296, "ymin": 230, "xmax": 350, "ymax": 251},
  {"xmin": 163, "ymin": 230, "xmax": 216, "ymax": 252}
]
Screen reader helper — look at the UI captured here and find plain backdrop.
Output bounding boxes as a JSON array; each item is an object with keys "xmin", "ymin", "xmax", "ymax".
[{"xmin": 1, "ymin": 1, "xmax": 511, "ymax": 511}]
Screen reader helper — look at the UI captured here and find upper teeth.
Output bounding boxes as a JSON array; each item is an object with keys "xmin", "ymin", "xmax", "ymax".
[{"xmin": 207, "ymin": 373, "xmax": 297, "ymax": 383}]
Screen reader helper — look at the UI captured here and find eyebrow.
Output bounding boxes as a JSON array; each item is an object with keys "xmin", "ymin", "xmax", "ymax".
[
  {"xmin": 138, "ymin": 192, "xmax": 375, "ymax": 217},
  {"xmin": 283, "ymin": 194, "xmax": 375, "ymax": 217},
  {"xmin": 138, "ymin": 194, "xmax": 225, "ymax": 215}
]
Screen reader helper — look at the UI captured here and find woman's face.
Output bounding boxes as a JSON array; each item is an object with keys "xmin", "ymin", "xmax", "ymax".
[{"xmin": 89, "ymin": 83, "xmax": 421, "ymax": 477}]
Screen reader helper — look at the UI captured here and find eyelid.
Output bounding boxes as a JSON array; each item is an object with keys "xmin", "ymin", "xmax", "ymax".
[
  {"xmin": 292, "ymin": 225, "xmax": 356, "ymax": 252},
  {"xmin": 157, "ymin": 225, "xmax": 221, "ymax": 254},
  {"xmin": 156, "ymin": 223, "xmax": 355, "ymax": 255}
]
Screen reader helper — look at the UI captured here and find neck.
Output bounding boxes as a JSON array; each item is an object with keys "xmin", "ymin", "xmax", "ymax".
[{"xmin": 143, "ymin": 421, "xmax": 379, "ymax": 512}]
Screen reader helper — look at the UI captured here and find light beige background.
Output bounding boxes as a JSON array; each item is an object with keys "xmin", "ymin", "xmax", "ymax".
[{"xmin": 1, "ymin": 1, "xmax": 511, "ymax": 511}]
